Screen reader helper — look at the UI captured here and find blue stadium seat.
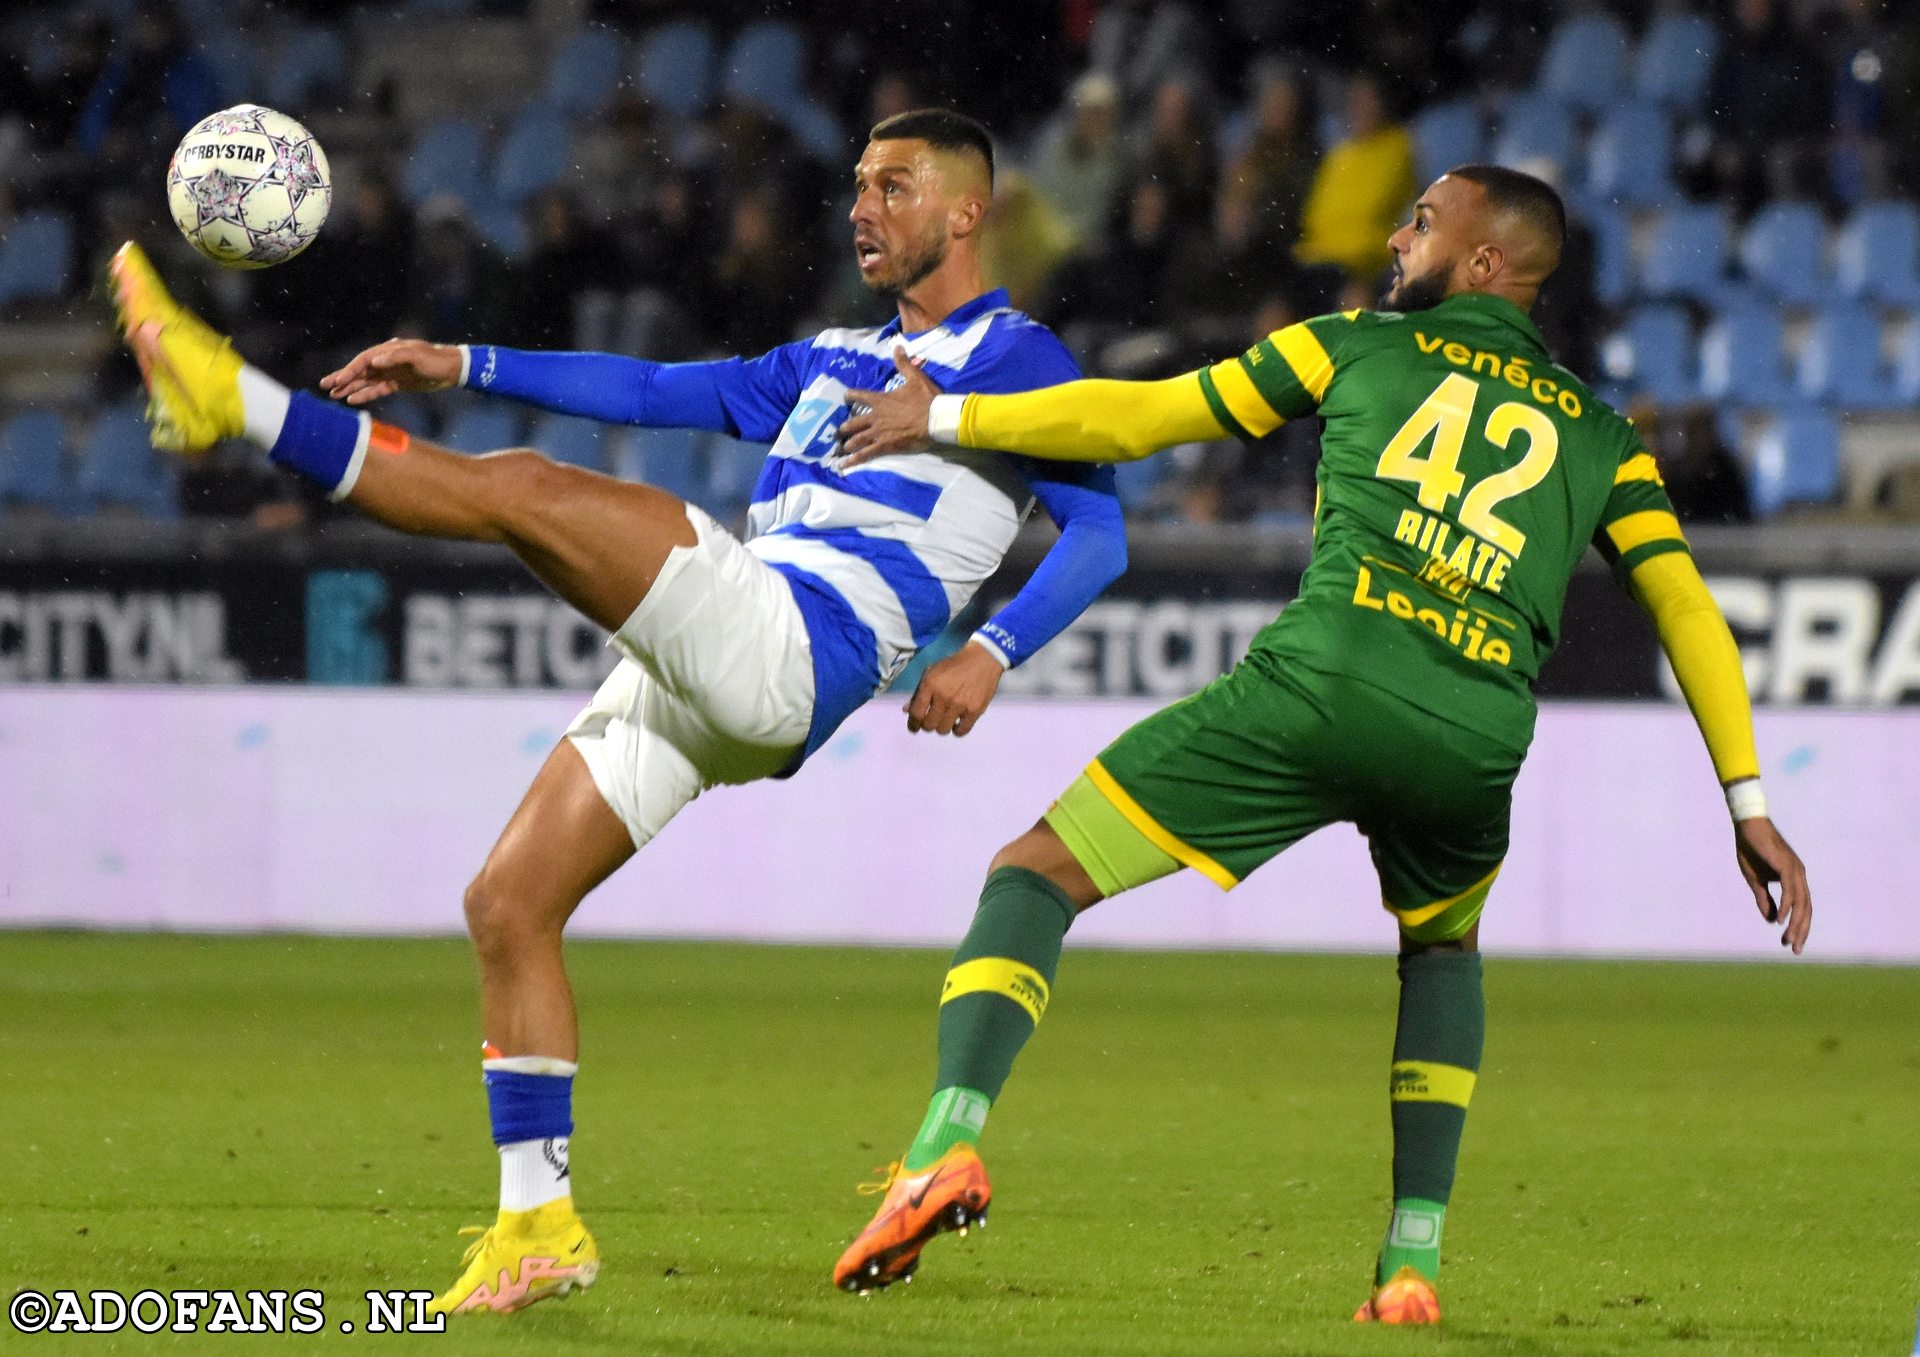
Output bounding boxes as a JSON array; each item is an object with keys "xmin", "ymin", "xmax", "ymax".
[
  {"xmin": 0, "ymin": 212, "xmax": 73, "ymax": 306},
  {"xmin": 1832, "ymin": 201, "xmax": 1920, "ymax": 307},
  {"xmin": 1601, "ymin": 305, "xmax": 1695, "ymax": 403},
  {"xmin": 544, "ymin": 27, "xmax": 626, "ymax": 119},
  {"xmin": 1698, "ymin": 302, "xmax": 1790, "ymax": 407},
  {"xmin": 614, "ymin": 426, "xmax": 709, "ymax": 506},
  {"xmin": 466, "ymin": 200, "xmax": 528, "ymax": 257},
  {"xmin": 76, "ymin": 403, "xmax": 178, "ymax": 518},
  {"xmin": 706, "ymin": 436, "xmax": 770, "ymax": 515},
  {"xmin": 266, "ymin": 25, "xmax": 347, "ymax": 111},
  {"xmin": 1487, "ymin": 93, "xmax": 1577, "ymax": 180},
  {"xmin": 1633, "ymin": 12, "xmax": 1719, "ymax": 112},
  {"xmin": 1584, "ymin": 101, "xmax": 1677, "ymax": 208},
  {"xmin": 1894, "ymin": 319, "xmax": 1920, "ymax": 404},
  {"xmin": 1111, "ymin": 455, "xmax": 1169, "ymax": 513},
  {"xmin": 1797, "ymin": 304, "xmax": 1894, "ymax": 408},
  {"xmin": 637, "ymin": 18, "xmax": 716, "ymax": 119},
  {"xmin": 1410, "ymin": 99, "xmax": 1482, "ymax": 184},
  {"xmin": 1747, "ymin": 408, "xmax": 1840, "ymax": 517},
  {"xmin": 191, "ymin": 28, "xmax": 259, "ymax": 108},
  {"xmin": 1538, "ymin": 11, "xmax": 1631, "ymax": 115},
  {"xmin": 493, "ymin": 107, "xmax": 571, "ymax": 206},
  {"xmin": 1588, "ymin": 203, "xmax": 1634, "ymax": 309},
  {"xmin": 0, "ymin": 409, "xmax": 83, "ymax": 515},
  {"xmin": 1639, "ymin": 205, "xmax": 1731, "ymax": 303},
  {"xmin": 440, "ymin": 406, "xmax": 523, "ymax": 454},
  {"xmin": 528, "ymin": 412, "xmax": 605, "ymax": 471},
  {"xmin": 722, "ymin": 20, "xmax": 806, "ymax": 108},
  {"xmin": 1737, "ymin": 203, "xmax": 1831, "ymax": 307},
  {"xmin": 403, "ymin": 118, "xmax": 487, "ymax": 207}
]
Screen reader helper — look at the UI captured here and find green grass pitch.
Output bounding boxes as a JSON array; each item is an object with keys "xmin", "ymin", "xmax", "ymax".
[{"xmin": 4, "ymin": 933, "xmax": 1914, "ymax": 1355}]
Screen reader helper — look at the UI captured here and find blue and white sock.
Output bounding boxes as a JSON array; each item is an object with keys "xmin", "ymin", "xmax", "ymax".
[
  {"xmin": 483, "ymin": 1054, "xmax": 578, "ymax": 1214},
  {"xmin": 238, "ymin": 365, "xmax": 369, "ymax": 501}
]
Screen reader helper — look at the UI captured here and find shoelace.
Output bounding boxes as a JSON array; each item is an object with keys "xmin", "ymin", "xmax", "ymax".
[
  {"xmin": 856, "ymin": 1160, "xmax": 906, "ymax": 1196},
  {"xmin": 455, "ymin": 1224, "xmax": 493, "ymax": 1268}
]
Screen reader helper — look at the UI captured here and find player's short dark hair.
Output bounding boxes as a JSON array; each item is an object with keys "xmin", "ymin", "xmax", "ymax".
[
  {"xmin": 869, "ymin": 108, "xmax": 994, "ymax": 188},
  {"xmin": 1444, "ymin": 163, "xmax": 1567, "ymax": 257}
]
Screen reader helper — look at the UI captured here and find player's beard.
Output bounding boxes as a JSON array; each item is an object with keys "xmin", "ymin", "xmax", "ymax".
[
  {"xmin": 1381, "ymin": 257, "xmax": 1456, "ymax": 314},
  {"xmin": 864, "ymin": 221, "xmax": 950, "ymax": 300}
]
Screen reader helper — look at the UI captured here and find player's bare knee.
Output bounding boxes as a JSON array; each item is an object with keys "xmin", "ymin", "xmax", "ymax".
[
  {"xmin": 463, "ymin": 865, "xmax": 564, "ymax": 956},
  {"xmin": 990, "ymin": 822, "xmax": 1101, "ymax": 909}
]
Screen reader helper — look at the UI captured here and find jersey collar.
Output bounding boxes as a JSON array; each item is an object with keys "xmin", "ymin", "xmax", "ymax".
[
  {"xmin": 879, "ymin": 287, "xmax": 1012, "ymax": 341},
  {"xmin": 1428, "ymin": 292, "xmax": 1548, "ymax": 353}
]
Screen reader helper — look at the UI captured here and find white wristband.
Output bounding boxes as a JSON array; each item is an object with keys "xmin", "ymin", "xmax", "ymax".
[
  {"xmin": 967, "ymin": 632, "xmax": 1013, "ymax": 669},
  {"xmin": 457, "ymin": 344, "xmax": 472, "ymax": 387},
  {"xmin": 1724, "ymin": 778, "xmax": 1767, "ymax": 822},
  {"xmin": 928, "ymin": 393, "xmax": 968, "ymax": 445}
]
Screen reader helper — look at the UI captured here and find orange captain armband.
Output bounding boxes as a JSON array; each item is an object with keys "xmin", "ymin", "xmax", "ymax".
[{"xmin": 369, "ymin": 421, "xmax": 411, "ymax": 456}]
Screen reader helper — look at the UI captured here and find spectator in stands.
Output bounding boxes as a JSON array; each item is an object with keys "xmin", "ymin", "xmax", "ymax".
[
  {"xmin": 1702, "ymin": 0, "xmax": 1828, "ymax": 210},
  {"xmin": 73, "ymin": 2, "xmax": 218, "ymax": 156},
  {"xmin": 405, "ymin": 195, "xmax": 509, "ymax": 343},
  {"xmin": 1226, "ymin": 62, "xmax": 1318, "ymax": 255},
  {"xmin": 316, "ymin": 169, "xmax": 416, "ymax": 354},
  {"xmin": 500, "ymin": 189, "xmax": 616, "ymax": 351},
  {"xmin": 1823, "ymin": 0, "xmax": 1899, "ymax": 203},
  {"xmin": 1088, "ymin": 0, "xmax": 1211, "ymax": 105},
  {"xmin": 1028, "ymin": 72, "xmax": 1126, "ymax": 254},
  {"xmin": 1129, "ymin": 75, "xmax": 1218, "ymax": 234},
  {"xmin": 1889, "ymin": 3, "xmax": 1920, "ymax": 195},
  {"xmin": 711, "ymin": 190, "xmax": 805, "ymax": 355},
  {"xmin": 1042, "ymin": 178, "xmax": 1180, "ymax": 330},
  {"xmin": 1637, "ymin": 402, "xmax": 1753, "ymax": 526},
  {"xmin": 568, "ymin": 94, "xmax": 668, "ymax": 234},
  {"xmin": 980, "ymin": 171, "xmax": 1078, "ymax": 313},
  {"xmin": 1293, "ymin": 73, "xmax": 1416, "ymax": 288}
]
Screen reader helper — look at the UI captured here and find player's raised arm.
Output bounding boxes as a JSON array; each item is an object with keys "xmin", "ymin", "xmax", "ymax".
[{"xmin": 1599, "ymin": 453, "xmax": 1812, "ymax": 953}]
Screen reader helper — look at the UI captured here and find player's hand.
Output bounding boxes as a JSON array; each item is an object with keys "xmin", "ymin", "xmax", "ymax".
[
  {"xmin": 839, "ymin": 347, "xmax": 941, "ymax": 465},
  {"xmin": 904, "ymin": 641, "xmax": 1004, "ymax": 737},
  {"xmin": 1733, "ymin": 816, "xmax": 1811, "ymax": 954},
  {"xmin": 320, "ymin": 339, "xmax": 463, "ymax": 405}
]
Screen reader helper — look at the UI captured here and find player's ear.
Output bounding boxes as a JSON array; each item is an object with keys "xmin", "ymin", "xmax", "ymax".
[
  {"xmin": 948, "ymin": 190, "xmax": 988, "ymax": 240},
  {"xmin": 1469, "ymin": 242, "xmax": 1505, "ymax": 284}
]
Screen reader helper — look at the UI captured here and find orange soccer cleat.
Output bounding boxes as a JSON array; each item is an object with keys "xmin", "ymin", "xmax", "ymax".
[
  {"xmin": 833, "ymin": 1144, "xmax": 991, "ymax": 1293},
  {"xmin": 1353, "ymin": 1265, "xmax": 1442, "ymax": 1325}
]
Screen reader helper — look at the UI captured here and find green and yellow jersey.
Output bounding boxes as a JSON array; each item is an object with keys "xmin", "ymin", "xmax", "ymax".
[{"xmin": 936, "ymin": 291, "xmax": 1758, "ymax": 781}]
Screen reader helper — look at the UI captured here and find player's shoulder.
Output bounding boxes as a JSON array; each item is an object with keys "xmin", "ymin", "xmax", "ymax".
[{"xmin": 964, "ymin": 306, "xmax": 1082, "ymax": 385}]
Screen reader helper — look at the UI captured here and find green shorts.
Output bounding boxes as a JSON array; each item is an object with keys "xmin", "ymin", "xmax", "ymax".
[{"xmin": 1044, "ymin": 656, "xmax": 1526, "ymax": 943}]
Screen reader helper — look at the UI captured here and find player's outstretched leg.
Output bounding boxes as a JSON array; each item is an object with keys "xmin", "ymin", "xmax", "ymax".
[
  {"xmin": 835, "ymin": 827, "xmax": 1095, "ymax": 1293},
  {"xmin": 1353, "ymin": 935, "xmax": 1485, "ymax": 1326},
  {"xmin": 430, "ymin": 742, "xmax": 634, "ymax": 1315},
  {"xmin": 109, "ymin": 241, "xmax": 693, "ymax": 636}
]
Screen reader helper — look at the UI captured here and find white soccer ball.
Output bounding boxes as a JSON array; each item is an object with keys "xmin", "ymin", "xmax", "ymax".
[{"xmin": 166, "ymin": 104, "xmax": 332, "ymax": 269}]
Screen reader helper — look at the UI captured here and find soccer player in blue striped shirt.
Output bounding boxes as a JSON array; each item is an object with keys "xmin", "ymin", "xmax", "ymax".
[{"xmin": 109, "ymin": 108, "xmax": 1125, "ymax": 1315}]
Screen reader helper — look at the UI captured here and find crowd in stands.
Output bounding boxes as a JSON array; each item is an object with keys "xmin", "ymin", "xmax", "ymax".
[{"xmin": 0, "ymin": 0, "xmax": 1916, "ymax": 529}]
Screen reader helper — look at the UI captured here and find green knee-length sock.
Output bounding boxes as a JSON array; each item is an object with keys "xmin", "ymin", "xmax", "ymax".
[
  {"xmin": 1378, "ymin": 948, "xmax": 1485, "ymax": 1285},
  {"xmin": 903, "ymin": 867, "xmax": 1076, "ymax": 1171}
]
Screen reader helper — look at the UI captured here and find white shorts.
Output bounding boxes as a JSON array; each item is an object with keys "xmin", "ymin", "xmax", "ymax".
[{"xmin": 566, "ymin": 505, "xmax": 815, "ymax": 848}]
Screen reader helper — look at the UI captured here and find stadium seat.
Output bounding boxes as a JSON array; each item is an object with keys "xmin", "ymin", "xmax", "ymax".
[
  {"xmin": 1638, "ymin": 205, "xmax": 1731, "ymax": 303},
  {"xmin": 1894, "ymin": 319, "xmax": 1920, "ymax": 404},
  {"xmin": 1747, "ymin": 408, "xmax": 1840, "ymax": 516},
  {"xmin": 1111, "ymin": 454, "xmax": 1169, "ymax": 513},
  {"xmin": 636, "ymin": 18, "xmax": 716, "ymax": 119},
  {"xmin": 1410, "ymin": 99, "xmax": 1482, "ymax": 184},
  {"xmin": 1584, "ymin": 102, "xmax": 1678, "ymax": 208},
  {"xmin": 1601, "ymin": 305, "xmax": 1696, "ymax": 403},
  {"xmin": 528, "ymin": 412, "xmax": 605, "ymax": 472},
  {"xmin": 1698, "ymin": 302, "xmax": 1790, "ymax": 407},
  {"xmin": 1738, "ymin": 202, "xmax": 1832, "ymax": 306},
  {"xmin": 0, "ymin": 409, "xmax": 83, "ymax": 515},
  {"xmin": 466, "ymin": 200, "xmax": 527, "ymax": 258},
  {"xmin": 614, "ymin": 426, "xmax": 709, "ymax": 506},
  {"xmin": 440, "ymin": 406, "xmax": 523, "ymax": 454},
  {"xmin": 721, "ymin": 20, "xmax": 807, "ymax": 109},
  {"xmin": 1632, "ymin": 12, "xmax": 1719, "ymax": 113},
  {"xmin": 1832, "ymin": 201, "xmax": 1920, "ymax": 307},
  {"xmin": 543, "ymin": 27, "xmax": 626, "ymax": 119},
  {"xmin": 1588, "ymin": 203, "xmax": 1634, "ymax": 309},
  {"xmin": 403, "ymin": 118, "xmax": 487, "ymax": 207},
  {"xmin": 0, "ymin": 211, "xmax": 73, "ymax": 306},
  {"xmin": 191, "ymin": 27, "xmax": 259, "ymax": 108},
  {"xmin": 493, "ymin": 106, "xmax": 571, "ymax": 206},
  {"xmin": 1797, "ymin": 304, "xmax": 1894, "ymax": 408},
  {"xmin": 1537, "ymin": 11, "xmax": 1631, "ymax": 115},
  {"xmin": 76, "ymin": 402, "xmax": 178, "ymax": 518},
  {"xmin": 266, "ymin": 25, "xmax": 347, "ymax": 111},
  {"xmin": 706, "ymin": 436, "xmax": 770, "ymax": 516},
  {"xmin": 1487, "ymin": 93, "xmax": 1577, "ymax": 180}
]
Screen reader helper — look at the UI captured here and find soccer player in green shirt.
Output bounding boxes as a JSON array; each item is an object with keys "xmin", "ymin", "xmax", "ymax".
[{"xmin": 826, "ymin": 164, "xmax": 1813, "ymax": 1324}]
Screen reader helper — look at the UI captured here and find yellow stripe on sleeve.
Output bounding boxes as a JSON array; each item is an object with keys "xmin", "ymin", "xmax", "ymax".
[
  {"xmin": 1605, "ymin": 508, "xmax": 1685, "ymax": 555},
  {"xmin": 1389, "ymin": 1061, "xmax": 1479, "ymax": 1107},
  {"xmin": 1084, "ymin": 759, "xmax": 1239, "ymax": 891},
  {"xmin": 1208, "ymin": 358, "xmax": 1286, "ymax": 437},
  {"xmin": 1613, "ymin": 452, "xmax": 1665, "ymax": 486},
  {"xmin": 940, "ymin": 957, "xmax": 1051, "ymax": 1024},
  {"xmin": 1272, "ymin": 323, "xmax": 1335, "ymax": 402}
]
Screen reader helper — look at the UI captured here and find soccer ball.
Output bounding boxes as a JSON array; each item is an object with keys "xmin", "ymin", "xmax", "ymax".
[{"xmin": 166, "ymin": 104, "xmax": 331, "ymax": 269}]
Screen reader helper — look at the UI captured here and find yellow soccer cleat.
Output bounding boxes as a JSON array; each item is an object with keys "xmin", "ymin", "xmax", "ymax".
[
  {"xmin": 1352, "ymin": 1265, "xmax": 1441, "ymax": 1325},
  {"xmin": 833, "ymin": 1144, "xmax": 990, "ymax": 1293},
  {"xmin": 107, "ymin": 241, "xmax": 245, "ymax": 455},
  {"xmin": 427, "ymin": 1199, "xmax": 600, "ymax": 1316}
]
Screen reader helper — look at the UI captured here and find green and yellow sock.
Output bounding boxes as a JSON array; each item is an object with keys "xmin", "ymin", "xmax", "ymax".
[
  {"xmin": 1378, "ymin": 948, "xmax": 1484, "ymax": 1284},
  {"xmin": 904, "ymin": 867, "xmax": 1075, "ymax": 1171}
]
